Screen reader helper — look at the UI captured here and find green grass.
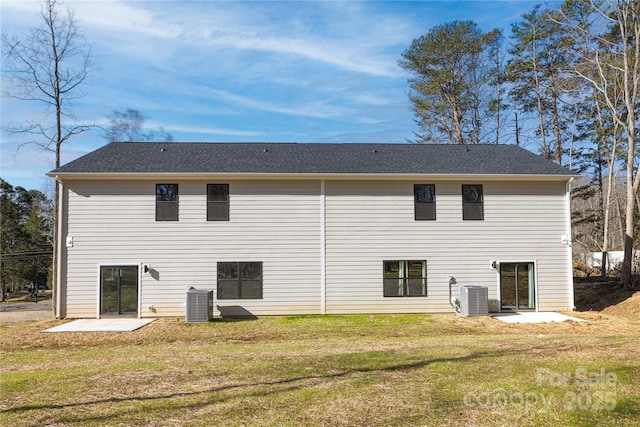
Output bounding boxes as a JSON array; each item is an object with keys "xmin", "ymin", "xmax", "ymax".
[{"xmin": 1, "ymin": 314, "xmax": 638, "ymax": 426}]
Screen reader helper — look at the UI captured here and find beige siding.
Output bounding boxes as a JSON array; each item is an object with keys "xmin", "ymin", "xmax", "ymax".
[
  {"xmin": 324, "ymin": 180, "xmax": 572, "ymax": 313},
  {"xmin": 62, "ymin": 180, "xmax": 321, "ymax": 318},
  {"xmin": 60, "ymin": 177, "xmax": 573, "ymax": 318}
]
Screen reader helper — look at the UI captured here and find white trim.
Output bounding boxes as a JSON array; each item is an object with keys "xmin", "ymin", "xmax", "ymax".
[
  {"xmin": 96, "ymin": 263, "xmax": 142, "ymax": 319},
  {"xmin": 138, "ymin": 264, "xmax": 142, "ymax": 318},
  {"xmin": 495, "ymin": 260, "xmax": 539, "ymax": 312},
  {"xmin": 55, "ymin": 179, "xmax": 64, "ymax": 319},
  {"xmin": 566, "ymin": 178, "xmax": 575, "ymax": 310},
  {"xmin": 95, "ymin": 265, "xmax": 99, "ymax": 319},
  {"xmin": 320, "ymin": 180, "xmax": 326, "ymax": 315}
]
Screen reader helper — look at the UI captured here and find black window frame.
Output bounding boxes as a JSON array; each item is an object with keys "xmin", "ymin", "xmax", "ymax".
[
  {"xmin": 414, "ymin": 184, "xmax": 436, "ymax": 220},
  {"xmin": 383, "ymin": 260, "xmax": 427, "ymax": 297},
  {"xmin": 207, "ymin": 184, "xmax": 229, "ymax": 221},
  {"xmin": 462, "ymin": 184, "xmax": 484, "ymax": 220},
  {"xmin": 156, "ymin": 184, "xmax": 178, "ymax": 221},
  {"xmin": 217, "ymin": 262, "xmax": 263, "ymax": 300}
]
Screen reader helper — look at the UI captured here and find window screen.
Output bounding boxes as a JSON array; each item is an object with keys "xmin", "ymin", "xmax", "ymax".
[
  {"xmin": 462, "ymin": 184, "xmax": 484, "ymax": 220},
  {"xmin": 414, "ymin": 184, "xmax": 436, "ymax": 220},
  {"xmin": 207, "ymin": 184, "xmax": 229, "ymax": 221},
  {"xmin": 156, "ymin": 184, "xmax": 178, "ymax": 221}
]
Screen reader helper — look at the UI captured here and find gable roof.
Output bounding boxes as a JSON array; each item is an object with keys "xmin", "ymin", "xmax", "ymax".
[{"xmin": 48, "ymin": 142, "xmax": 577, "ymax": 178}]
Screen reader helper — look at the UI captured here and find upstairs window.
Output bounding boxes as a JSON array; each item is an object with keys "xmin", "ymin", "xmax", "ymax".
[
  {"xmin": 383, "ymin": 260, "xmax": 427, "ymax": 297},
  {"xmin": 414, "ymin": 184, "xmax": 436, "ymax": 220},
  {"xmin": 207, "ymin": 184, "xmax": 229, "ymax": 221},
  {"xmin": 156, "ymin": 184, "xmax": 178, "ymax": 221},
  {"xmin": 462, "ymin": 184, "xmax": 484, "ymax": 220},
  {"xmin": 217, "ymin": 262, "xmax": 263, "ymax": 299}
]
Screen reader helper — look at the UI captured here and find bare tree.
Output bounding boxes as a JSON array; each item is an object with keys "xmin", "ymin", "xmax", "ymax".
[
  {"xmin": 571, "ymin": 0, "xmax": 625, "ymax": 275},
  {"xmin": 572, "ymin": 175, "xmax": 627, "ymax": 267},
  {"xmin": 104, "ymin": 109, "xmax": 174, "ymax": 143},
  {"xmin": 486, "ymin": 30, "xmax": 508, "ymax": 144},
  {"xmin": 559, "ymin": 0, "xmax": 639, "ymax": 288},
  {"xmin": 2, "ymin": 0, "xmax": 93, "ymax": 314}
]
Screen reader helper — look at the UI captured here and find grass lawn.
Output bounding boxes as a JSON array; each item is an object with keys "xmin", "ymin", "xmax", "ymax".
[{"xmin": 1, "ymin": 295, "xmax": 639, "ymax": 426}]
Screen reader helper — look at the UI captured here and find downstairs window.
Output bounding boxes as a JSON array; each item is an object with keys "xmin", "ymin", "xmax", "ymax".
[
  {"xmin": 383, "ymin": 260, "xmax": 427, "ymax": 297},
  {"xmin": 217, "ymin": 262, "xmax": 263, "ymax": 299}
]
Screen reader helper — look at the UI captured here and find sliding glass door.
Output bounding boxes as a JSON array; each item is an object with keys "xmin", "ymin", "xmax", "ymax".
[
  {"xmin": 500, "ymin": 262, "xmax": 535, "ymax": 310},
  {"xmin": 100, "ymin": 266, "xmax": 138, "ymax": 315}
]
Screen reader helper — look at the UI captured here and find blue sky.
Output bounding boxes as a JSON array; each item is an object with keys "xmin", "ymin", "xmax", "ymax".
[{"xmin": 2, "ymin": 0, "xmax": 549, "ymax": 191}]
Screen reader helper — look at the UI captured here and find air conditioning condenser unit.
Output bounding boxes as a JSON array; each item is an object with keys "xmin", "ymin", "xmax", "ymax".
[
  {"xmin": 459, "ymin": 285, "xmax": 488, "ymax": 317},
  {"xmin": 185, "ymin": 288, "xmax": 213, "ymax": 322}
]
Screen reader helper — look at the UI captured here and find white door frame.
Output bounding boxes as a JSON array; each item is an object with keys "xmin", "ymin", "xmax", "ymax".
[
  {"xmin": 495, "ymin": 260, "xmax": 539, "ymax": 312},
  {"xmin": 96, "ymin": 263, "xmax": 142, "ymax": 318}
]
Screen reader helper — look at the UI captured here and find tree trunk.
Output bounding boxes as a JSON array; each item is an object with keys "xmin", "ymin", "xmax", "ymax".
[
  {"xmin": 531, "ymin": 46, "xmax": 548, "ymax": 158},
  {"xmin": 620, "ymin": 126, "xmax": 638, "ymax": 288},
  {"xmin": 551, "ymin": 91, "xmax": 562, "ymax": 165}
]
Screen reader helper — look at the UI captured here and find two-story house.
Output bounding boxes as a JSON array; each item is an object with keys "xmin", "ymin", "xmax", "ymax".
[{"xmin": 48, "ymin": 142, "xmax": 579, "ymax": 319}]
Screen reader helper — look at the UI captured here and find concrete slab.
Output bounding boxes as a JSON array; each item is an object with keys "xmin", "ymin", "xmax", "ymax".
[
  {"xmin": 44, "ymin": 318, "xmax": 156, "ymax": 332},
  {"xmin": 492, "ymin": 312, "xmax": 585, "ymax": 324}
]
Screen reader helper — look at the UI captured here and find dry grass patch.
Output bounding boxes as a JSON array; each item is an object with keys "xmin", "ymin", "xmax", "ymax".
[{"xmin": 1, "ymin": 307, "xmax": 639, "ymax": 426}]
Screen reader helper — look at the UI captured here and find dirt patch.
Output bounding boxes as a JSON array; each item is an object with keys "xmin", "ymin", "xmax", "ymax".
[
  {"xmin": 601, "ymin": 291, "xmax": 640, "ymax": 320},
  {"xmin": 574, "ymin": 277, "xmax": 639, "ymax": 315},
  {"xmin": 554, "ymin": 277, "xmax": 640, "ymax": 334}
]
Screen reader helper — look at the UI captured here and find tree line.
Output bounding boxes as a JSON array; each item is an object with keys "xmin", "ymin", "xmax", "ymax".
[
  {"xmin": 0, "ymin": 180, "xmax": 53, "ymax": 300},
  {"xmin": 400, "ymin": 0, "xmax": 639, "ymax": 287}
]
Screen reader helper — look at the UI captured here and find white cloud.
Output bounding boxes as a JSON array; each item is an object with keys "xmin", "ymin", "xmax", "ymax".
[
  {"xmin": 71, "ymin": 1, "xmax": 170, "ymax": 38},
  {"xmin": 206, "ymin": 88, "xmax": 353, "ymax": 119},
  {"xmin": 1, "ymin": 1, "xmax": 38, "ymax": 12},
  {"xmin": 197, "ymin": 32, "xmax": 400, "ymax": 77},
  {"xmin": 354, "ymin": 93, "xmax": 399, "ymax": 107},
  {"xmin": 61, "ymin": 1, "xmax": 405, "ymax": 77},
  {"xmin": 158, "ymin": 123, "xmax": 263, "ymax": 138}
]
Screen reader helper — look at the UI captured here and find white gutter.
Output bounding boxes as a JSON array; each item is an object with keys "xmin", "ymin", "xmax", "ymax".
[{"xmin": 46, "ymin": 172, "xmax": 581, "ymax": 182}]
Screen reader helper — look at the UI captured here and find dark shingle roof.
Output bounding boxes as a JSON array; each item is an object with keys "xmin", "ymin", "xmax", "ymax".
[{"xmin": 49, "ymin": 142, "xmax": 576, "ymax": 177}]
